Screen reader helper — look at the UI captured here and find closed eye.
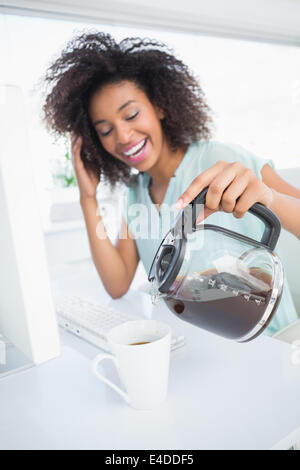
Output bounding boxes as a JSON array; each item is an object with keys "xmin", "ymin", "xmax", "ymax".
[
  {"xmin": 100, "ymin": 112, "xmax": 139, "ymax": 137},
  {"xmin": 127, "ymin": 111, "xmax": 139, "ymax": 120},
  {"xmin": 101, "ymin": 129, "xmax": 112, "ymax": 137}
]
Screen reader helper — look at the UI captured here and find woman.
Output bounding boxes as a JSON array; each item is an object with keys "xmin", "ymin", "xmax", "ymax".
[{"xmin": 43, "ymin": 31, "xmax": 300, "ymax": 336}]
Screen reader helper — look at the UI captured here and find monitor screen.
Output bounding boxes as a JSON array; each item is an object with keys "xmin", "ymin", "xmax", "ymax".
[{"xmin": 0, "ymin": 85, "xmax": 60, "ymax": 378}]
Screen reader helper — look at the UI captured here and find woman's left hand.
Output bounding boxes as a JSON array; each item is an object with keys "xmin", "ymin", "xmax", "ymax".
[{"xmin": 175, "ymin": 160, "xmax": 274, "ymax": 222}]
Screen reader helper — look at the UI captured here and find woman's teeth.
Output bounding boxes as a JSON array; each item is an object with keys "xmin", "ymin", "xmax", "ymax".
[{"xmin": 123, "ymin": 139, "xmax": 147, "ymax": 158}]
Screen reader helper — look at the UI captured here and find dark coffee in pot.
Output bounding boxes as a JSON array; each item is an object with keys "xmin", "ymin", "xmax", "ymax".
[{"xmin": 164, "ymin": 268, "xmax": 280, "ymax": 341}]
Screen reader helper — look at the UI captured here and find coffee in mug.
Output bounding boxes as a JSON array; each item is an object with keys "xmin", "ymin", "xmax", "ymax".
[{"xmin": 129, "ymin": 341, "xmax": 151, "ymax": 346}]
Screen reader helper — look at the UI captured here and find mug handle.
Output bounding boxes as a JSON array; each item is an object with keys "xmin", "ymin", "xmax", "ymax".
[{"xmin": 92, "ymin": 353, "xmax": 129, "ymax": 403}]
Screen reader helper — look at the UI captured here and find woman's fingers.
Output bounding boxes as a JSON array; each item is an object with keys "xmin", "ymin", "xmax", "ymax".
[
  {"xmin": 205, "ymin": 162, "xmax": 245, "ymax": 211},
  {"xmin": 220, "ymin": 170, "xmax": 253, "ymax": 213},
  {"xmin": 175, "ymin": 160, "xmax": 263, "ymax": 224},
  {"xmin": 175, "ymin": 161, "xmax": 248, "ymax": 210},
  {"xmin": 71, "ymin": 135, "xmax": 83, "ymax": 167},
  {"xmin": 195, "ymin": 172, "xmax": 251, "ymax": 223},
  {"xmin": 175, "ymin": 161, "xmax": 228, "ymax": 209},
  {"xmin": 73, "ymin": 136, "xmax": 82, "ymax": 154},
  {"xmin": 232, "ymin": 185, "xmax": 258, "ymax": 218}
]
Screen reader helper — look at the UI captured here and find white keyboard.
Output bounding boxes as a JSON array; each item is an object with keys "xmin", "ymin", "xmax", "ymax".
[{"xmin": 55, "ymin": 295, "xmax": 185, "ymax": 352}]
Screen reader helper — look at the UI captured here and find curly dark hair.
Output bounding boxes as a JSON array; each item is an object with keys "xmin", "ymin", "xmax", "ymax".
[{"xmin": 43, "ymin": 31, "xmax": 214, "ymax": 187}]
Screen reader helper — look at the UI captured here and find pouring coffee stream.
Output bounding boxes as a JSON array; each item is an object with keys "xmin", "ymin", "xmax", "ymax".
[{"xmin": 148, "ymin": 187, "xmax": 284, "ymax": 342}]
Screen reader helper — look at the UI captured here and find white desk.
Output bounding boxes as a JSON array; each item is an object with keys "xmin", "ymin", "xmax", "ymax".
[{"xmin": 0, "ymin": 260, "xmax": 300, "ymax": 450}]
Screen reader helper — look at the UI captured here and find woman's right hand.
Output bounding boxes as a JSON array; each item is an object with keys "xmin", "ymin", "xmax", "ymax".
[{"xmin": 71, "ymin": 135, "xmax": 100, "ymax": 199}]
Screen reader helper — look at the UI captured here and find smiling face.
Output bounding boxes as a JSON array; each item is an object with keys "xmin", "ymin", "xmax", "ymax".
[{"xmin": 88, "ymin": 80, "xmax": 167, "ymax": 171}]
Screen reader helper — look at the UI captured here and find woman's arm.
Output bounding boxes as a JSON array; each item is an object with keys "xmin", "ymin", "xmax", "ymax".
[
  {"xmin": 81, "ymin": 197, "xmax": 140, "ymax": 298},
  {"xmin": 261, "ymin": 164, "xmax": 300, "ymax": 239}
]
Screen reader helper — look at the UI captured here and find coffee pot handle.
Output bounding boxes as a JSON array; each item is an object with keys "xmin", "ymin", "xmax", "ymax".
[{"xmin": 191, "ymin": 187, "xmax": 281, "ymax": 251}]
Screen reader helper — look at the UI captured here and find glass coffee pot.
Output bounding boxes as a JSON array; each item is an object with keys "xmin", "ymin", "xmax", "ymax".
[{"xmin": 148, "ymin": 188, "xmax": 284, "ymax": 342}]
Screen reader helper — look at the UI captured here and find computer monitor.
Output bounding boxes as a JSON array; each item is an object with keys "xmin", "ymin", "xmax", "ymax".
[{"xmin": 0, "ymin": 84, "xmax": 60, "ymax": 377}]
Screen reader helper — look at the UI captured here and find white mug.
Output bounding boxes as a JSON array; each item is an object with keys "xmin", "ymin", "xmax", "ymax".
[{"xmin": 92, "ymin": 320, "xmax": 171, "ymax": 410}]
